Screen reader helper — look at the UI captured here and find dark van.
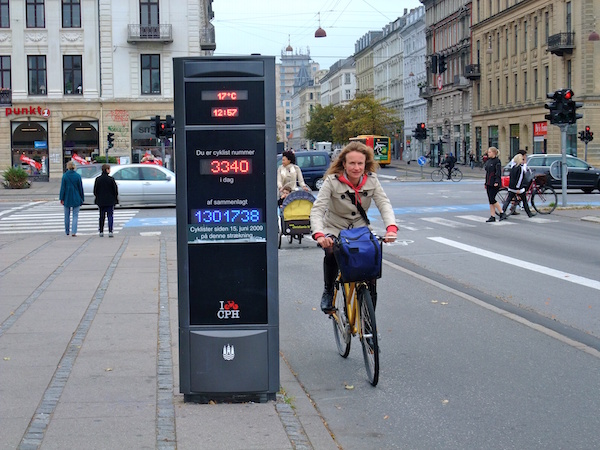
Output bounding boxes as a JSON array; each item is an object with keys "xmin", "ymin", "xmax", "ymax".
[{"xmin": 278, "ymin": 150, "xmax": 331, "ymax": 190}]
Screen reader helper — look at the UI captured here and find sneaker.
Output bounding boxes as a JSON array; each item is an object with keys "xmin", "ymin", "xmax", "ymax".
[
  {"xmin": 486, "ymin": 216, "xmax": 496, "ymax": 222},
  {"xmin": 99, "ymin": 232, "xmax": 104, "ymax": 237},
  {"xmin": 498, "ymin": 213, "xmax": 507, "ymax": 221},
  {"xmin": 320, "ymin": 292, "xmax": 334, "ymax": 313},
  {"xmin": 72, "ymin": 234, "xmax": 77, "ymax": 237},
  {"xmin": 109, "ymin": 232, "xmax": 114, "ymax": 238}
]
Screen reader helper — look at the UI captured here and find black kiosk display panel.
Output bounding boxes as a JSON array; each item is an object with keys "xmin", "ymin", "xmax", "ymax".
[{"xmin": 174, "ymin": 56, "xmax": 278, "ymax": 401}]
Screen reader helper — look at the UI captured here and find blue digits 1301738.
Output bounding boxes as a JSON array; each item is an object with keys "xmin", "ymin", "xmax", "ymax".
[{"xmin": 192, "ymin": 208, "xmax": 262, "ymax": 224}]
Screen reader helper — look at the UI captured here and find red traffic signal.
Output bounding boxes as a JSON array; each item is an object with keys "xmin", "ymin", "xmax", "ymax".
[
  {"xmin": 563, "ymin": 89, "xmax": 573, "ymax": 100},
  {"xmin": 585, "ymin": 126, "xmax": 591, "ymax": 133}
]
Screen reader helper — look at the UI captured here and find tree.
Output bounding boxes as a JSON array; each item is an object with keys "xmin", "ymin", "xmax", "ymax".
[
  {"xmin": 305, "ymin": 104, "xmax": 336, "ymax": 143},
  {"xmin": 343, "ymin": 94, "xmax": 398, "ymax": 138}
]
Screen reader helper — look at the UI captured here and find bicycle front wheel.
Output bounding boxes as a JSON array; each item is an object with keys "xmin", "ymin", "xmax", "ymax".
[
  {"xmin": 495, "ymin": 187, "xmax": 508, "ymax": 206},
  {"xmin": 531, "ymin": 186, "xmax": 557, "ymax": 214},
  {"xmin": 450, "ymin": 168, "xmax": 463, "ymax": 182},
  {"xmin": 431, "ymin": 169, "xmax": 444, "ymax": 182},
  {"xmin": 332, "ymin": 277, "xmax": 351, "ymax": 358},
  {"xmin": 358, "ymin": 286, "xmax": 379, "ymax": 386}
]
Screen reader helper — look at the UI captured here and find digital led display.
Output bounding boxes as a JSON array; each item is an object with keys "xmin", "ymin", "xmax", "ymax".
[
  {"xmin": 211, "ymin": 107, "xmax": 239, "ymax": 118},
  {"xmin": 191, "ymin": 208, "xmax": 263, "ymax": 224},
  {"xmin": 200, "ymin": 158, "xmax": 252, "ymax": 175},
  {"xmin": 201, "ymin": 90, "xmax": 249, "ymax": 101}
]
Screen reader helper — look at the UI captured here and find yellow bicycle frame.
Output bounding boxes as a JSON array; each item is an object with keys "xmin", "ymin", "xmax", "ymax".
[{"xmin": 332, "ymin": 278, "xmax": 368, "ymax": 337}]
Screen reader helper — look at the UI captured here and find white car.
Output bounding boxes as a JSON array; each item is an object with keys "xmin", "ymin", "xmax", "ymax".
[{"xmin": 82, "ymin": 163, "xmax": 176, "ymax": 206}]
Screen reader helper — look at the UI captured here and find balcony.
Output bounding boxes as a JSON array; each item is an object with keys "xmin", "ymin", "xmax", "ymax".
[
  {"xmin": 0, "ymin": 88, "xmax": 11, "ymax": 106},
  {"xmin": 419, "ymin": 85, "xmax": 435, "ymax": 99},
  {"xmin": 454, "ymin": 75, "xmax": 470, "ymax": 91},
  {"xmin": 547, "ymin": 32, "xmax": 575, "ymax": 56},
  {"xmin": 464, "ymin": 64, "xmax": 480, "ymax": 80},
  {"xmin": 200, "ymin": 26, "xmax": 216, "ymax": 51},
  {"xmin": 127, "ymin": 24, "xmax": 173, "ymax": 43}
]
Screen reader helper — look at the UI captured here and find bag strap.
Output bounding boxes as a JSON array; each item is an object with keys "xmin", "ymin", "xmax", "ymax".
[{"xmin": 346, "ymin": 191, "xmax": 370, "ymax": 225}]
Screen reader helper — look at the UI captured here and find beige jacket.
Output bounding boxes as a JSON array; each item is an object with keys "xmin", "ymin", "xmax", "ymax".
[
  {"xmin": 310, "ymin": 173, "xmax": 396, "ymax": 237},
  {"xmin": 277, "ymin": 164, "xmax": 307, "ymax": 191}
]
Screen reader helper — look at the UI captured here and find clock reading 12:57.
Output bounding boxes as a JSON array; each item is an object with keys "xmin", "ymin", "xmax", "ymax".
[{"xmin": 211, "ymin": 107, "xmax": 239, "ymax": 118}]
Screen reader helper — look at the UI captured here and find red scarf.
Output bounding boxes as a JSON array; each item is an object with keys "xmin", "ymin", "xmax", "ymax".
[{"xmin": 337, "ymin": 173, "xmax": 368, "ymax": 206}]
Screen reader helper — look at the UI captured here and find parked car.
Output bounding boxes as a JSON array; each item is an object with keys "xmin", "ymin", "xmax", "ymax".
[
  {"xmin": 504, "ymin": 154, "xmax": 600, "ymax": 193},
  {"xmin": 76, "ymin": 163, "xmax": 110, "ymax": 180},
  {"xmin": 82, "ymin": 163, "xmax": 176, "ymax": 206},
  {"xmin": 277, "ymin": 150, "xmax": 331, "ymax": 190}
]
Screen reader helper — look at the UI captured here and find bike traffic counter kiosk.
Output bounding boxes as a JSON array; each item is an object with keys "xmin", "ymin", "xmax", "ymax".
[{"xmin": 174, "ymin": 56, "xmax": 279, "ymax": 402}]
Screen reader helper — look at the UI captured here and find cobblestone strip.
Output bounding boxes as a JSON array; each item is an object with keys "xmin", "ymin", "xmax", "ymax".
[
  {"xmin": 156, "ymin": 238, "xmax": 176, "ymax": 449},
  {"xmin": 18, "ymin": 238, "xmax": 129, "ymax": 450},
  {"xmin": 0, "ymin": 238, "xmax": 57, "ymax": 278},
  {"xmin": 0, "ymin": 238, "xmax": 89, "ymax": 339},
  {"xmin": 276, "ymin": 393, "xmax": 313, "ymax": 450}
]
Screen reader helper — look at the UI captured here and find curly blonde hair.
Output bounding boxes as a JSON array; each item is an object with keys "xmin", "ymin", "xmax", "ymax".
[{"xmin": 325, "ymin": 141, "xmax": 378, "ymax": 177}]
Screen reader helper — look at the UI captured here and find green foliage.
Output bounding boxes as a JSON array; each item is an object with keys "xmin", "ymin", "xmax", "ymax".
[
  {"xmin": 2, "ymin": 166, "xmax": 31, "ymax": 189},
  {"xmin": 305, "ymin": 104, "xmax": 336, "ymax": 143},
  {"xmin": 93, "ymin": 156, "xmax": 118, "ymax": 164},
  {"xmin": 308, "ymin": 95, "xmax": 399, "ymax": 145}
]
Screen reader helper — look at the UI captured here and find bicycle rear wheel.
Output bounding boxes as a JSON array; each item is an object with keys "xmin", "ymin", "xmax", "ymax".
[
  {"xmin": 450, "ymin": 168, "xmax": 463, "ymax": 182},
  {"xmin": 431, "ymin": 169, "xmax": 444, "ymax": 182},
  {"xmin": 331, "ymin": 277, "xmax": 351, "ymax": 358},
  {"xmin": 495, "ymin": 187, "xmax": 508, "ymax": 206},
  {"xmin": 531, "ymin": 186, "xmax": 557, "ymax": 214},
  {"xmin": 358, "ymin": 285, "xmax": 379, "ymax": 386}
]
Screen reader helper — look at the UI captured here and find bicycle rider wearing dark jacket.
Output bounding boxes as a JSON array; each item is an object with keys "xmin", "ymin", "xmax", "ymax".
[
  {"xmin": 499, "ymin": 154, "xmax": 535, "ymax": 220},
  {"xmin": 443, "ymin": 153, "xmax": 456, "ymax": 179}
]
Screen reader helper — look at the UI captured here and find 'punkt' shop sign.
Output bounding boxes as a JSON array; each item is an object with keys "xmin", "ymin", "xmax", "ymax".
[{"xmin": 5, "ymin": 106, "xmax": 51, "ymax": 117}]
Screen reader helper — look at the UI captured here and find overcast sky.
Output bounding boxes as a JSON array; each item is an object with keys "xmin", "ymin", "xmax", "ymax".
[{"xmin": 211, "ymin": 0, "xmax": 423, "ymax": 70}]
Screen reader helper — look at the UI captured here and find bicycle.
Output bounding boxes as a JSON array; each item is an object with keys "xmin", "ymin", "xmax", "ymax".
[
  {"xmin": 496, "ymin": 173, "xmax": 558, "ymax": 214},
  {"xmin": 330, "ymin": 237, "xmax": 382, "ymax": 386},
  {"xmin": 431, "ymin": 166, "xmax": 463, "ymax": 182}
]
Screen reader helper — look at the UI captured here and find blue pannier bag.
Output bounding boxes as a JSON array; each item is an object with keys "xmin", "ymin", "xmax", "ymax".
[{"xmin": 333, "ymin": 226, "xmax": 382, "ymax": 282}]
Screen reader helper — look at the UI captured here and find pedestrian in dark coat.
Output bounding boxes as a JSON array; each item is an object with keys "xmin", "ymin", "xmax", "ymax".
[
  {"xmin": 59, "ymin": 161, "xmax": 84, "ymax": 236},
  {"xmin": 483, "ymin": 147, "xmax": 504, "ymax": 222},
  {"xmin": 93, "ymin": 164, "xmax": 119, "ymax": 237},
  {"xmin": 500, "ymin": 154, "xmax": 535, "ymax": 220}
]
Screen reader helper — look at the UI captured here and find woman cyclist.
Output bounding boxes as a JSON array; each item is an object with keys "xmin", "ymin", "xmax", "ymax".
[{"xmin": 310, "ymin": 141, "xmax": 398, "ymax": 313}]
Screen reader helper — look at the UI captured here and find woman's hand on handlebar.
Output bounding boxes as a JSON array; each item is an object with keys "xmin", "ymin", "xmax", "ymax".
[
  {"xmin": 383, "ymin": 231, "xmax": 397, "ymax": 243},
  {"xmin": 316, "ymin": 235, "xmax": 334, "ymax": 249}
]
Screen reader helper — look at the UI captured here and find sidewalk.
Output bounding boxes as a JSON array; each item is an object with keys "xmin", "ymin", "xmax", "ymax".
[{"xmin": 0, "ymin": 233, "xmax": 338, "ymax": 450}]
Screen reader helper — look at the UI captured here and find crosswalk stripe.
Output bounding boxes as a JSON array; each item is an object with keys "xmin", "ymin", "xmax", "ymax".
[
  {"xmin": 0, "ymin": 202, "xmax": 138, "ymax": 235},
  {"xmin": 456, "ymin": 215, "xmax": 515, "ymax": 225},
  {"xmin": 421, "ymin": 217, "xmax": 476, "ymax": 228}
]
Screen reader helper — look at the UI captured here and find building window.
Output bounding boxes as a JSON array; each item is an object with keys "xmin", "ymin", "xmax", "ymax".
[
  {"xmin": 514, "ymin": 74, "xmax": 518, "ymax": 103},
  {"xmin": 28, "ymin": 55, "xmax": 46, "ymax": 95},
  {"xmin": 345, "ymin": 89, "xmax": 351, "ymax": 100},
  {"xmin": 566, "ymin": 2, "xmax": 571, "ymax": 32},
  {"xmin": 544, "ymin": 12, "xmax": 549, "ymax": 43},
  {"xmin": 497, "ymin": 78, "xmax": 500, "ymax": 105},
  {"xmin": 141, "ymin": 0, "xmax": 159, "ymax": 26},
  {"xmin": 534, "ymin": 69, "xmax": 538, "ymax": 99},
  {"xmin": 566, "ymin": 60, "xmax": 572, "ymax": 88},
  {"xmin": 545, "ymin": 66, "xmax": 549, "ymax": 94},
  {"xmin": 514, "ymin": 25, "xmax": 518, "ymax": 55},
  {"xmin": 141, "ymin": 54, "xmax": 160, "ymax": 95},
  {"xmin": 62, "ymin": 0, "xmax": 80, "ymax": 28},
  {"xmin": 345, "ymin": 73, "xmax": 351, "ymax": 84},
  {"xmin": 523, "ymin": 71, "xmax": 527, "ymax": 100},
  {"xmin": 534, "ymin": 16, "xmax": 538, "ymax": 47},
  {"xmin": 524, "ymin": 21, "xmax": 527, "ymax": 51},
  {"xmin": 505, "ymin": 75, "xmax": 509, "ymax": 104},
  {"xmin": 0, "ymin": 55, "xmax": 10, "ymax": 89},
  {"xmin": 0, "ymin": 0, "xmax": 9, "ymax": 28},
  {"xmin": 26, "ymin": 0, "xmax": 45, "ymax": 28},
  {"xmin": 63, "ymin": 55, "xmax": 82, "ymax": 95}
]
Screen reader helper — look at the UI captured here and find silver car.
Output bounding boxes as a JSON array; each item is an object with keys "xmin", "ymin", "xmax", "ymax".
[{"xmin": 82, "ymin": 164, "xmax": 176, "ymax": 206}]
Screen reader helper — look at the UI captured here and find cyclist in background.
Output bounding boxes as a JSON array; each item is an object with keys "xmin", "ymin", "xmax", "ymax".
[
  {"xmin": 443, "ymin": 153, "xmax": 457, "ymax": 179},
  {"xmin": 504, "ymin": 149, "xmax": 531, "ymax": 215},
  {"xmin": 499, "ymin": 153, "xmax": 536, "ymax": 220},
  {"xmin": 310, "ymin": 142, "xmax": 398, "ymax": 314}
]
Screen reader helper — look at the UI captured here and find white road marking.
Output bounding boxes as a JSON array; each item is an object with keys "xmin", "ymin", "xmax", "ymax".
[
  {"xmin": 457, "ymin": 215, "xmax": 515, "ymax": 225},
  {"xmin": 429, "ymin": 236, "xmax": 600, "ymax": 291},
  {"xmin": 421, "ymin": 217, "xmax": 476, "ymax": 228}
]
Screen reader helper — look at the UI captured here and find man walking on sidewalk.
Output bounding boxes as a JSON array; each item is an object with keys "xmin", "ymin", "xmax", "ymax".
[{"xmin": 93, "ymin": 164, "xmax": 118, "ymax": 237}]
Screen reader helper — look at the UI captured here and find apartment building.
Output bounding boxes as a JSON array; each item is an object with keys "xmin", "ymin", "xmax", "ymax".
[
  {"xmin": 319, "ymin": 57, "xmax": 356, "ymax": 107},
  {"xmin": 419, "ymin": 0, "xmax": 473, "ymax": 165},
  {"xmin": 0, "ymin": 0, "xmax": 215, "ymax": 181},
  {"xmin": 470, "ymin": 0, "xmax": 600, "ymax": 165},
  {"xmin": 354, "ymin": 31, "xmax": 383, "ymax": 97},
  {"xmin": 402, "ymin": 6, "xmax": 427, "ymax": 162}
]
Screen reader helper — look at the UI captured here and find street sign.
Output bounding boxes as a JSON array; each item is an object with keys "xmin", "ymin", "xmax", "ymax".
[
  {"xmin": 418, "ymin": 156, "xmax": 427, "ymax": 166},
  {"xmin": 437, "ymin": 75, "xmax": 443, "ymax": 91}
]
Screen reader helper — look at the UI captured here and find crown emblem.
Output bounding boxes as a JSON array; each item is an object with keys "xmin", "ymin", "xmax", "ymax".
[{"xmin": 222, "ymin": 344, "xmax": 235, "ymax": 361}]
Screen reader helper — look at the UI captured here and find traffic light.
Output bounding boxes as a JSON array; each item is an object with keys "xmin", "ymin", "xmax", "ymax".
[
  {"xmin": 544, "ymin": 90, "xmax": 569, "ymax": 124},
  {"xmin": 586, "ymin": 126, "xmax": 593, "ymax": 142},
  {"xmin": 107, "ymin": 132, "xmax": 114, "ymax": 149},
  {"xmin": 431, "ymin": 55, "xmax": 438, "ymax": 74},
  {"xmin": 414, "ymin": 123, "xmax": 427, "ymax": 140},
  {"xmin": 438, "ymin": 55, "xmax": 447, "ymax": 74},
  {"xmin": 154, "ymin": 115, "xmax": 165, "ymax": 138},
  {"xmin": 579, "ymin": 130, "xmax": 586, "ymax": 142},
  {"xmin": 164, "ymin": 115, "xmax": 174, "ymax": 138},
  {"xmin": 563, "ymin": 89, "xmax": 583, "ymax": 124}
]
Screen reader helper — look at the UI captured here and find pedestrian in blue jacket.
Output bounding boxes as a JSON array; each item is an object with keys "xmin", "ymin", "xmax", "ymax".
[{"xmin": 59, "ymin": 161, "xmax": 84, "ymax": 236}]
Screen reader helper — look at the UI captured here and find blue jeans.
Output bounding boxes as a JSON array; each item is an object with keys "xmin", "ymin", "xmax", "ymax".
[{"xmin": 64, "ymin": 205, "xmax": 80, "ymax": 235}]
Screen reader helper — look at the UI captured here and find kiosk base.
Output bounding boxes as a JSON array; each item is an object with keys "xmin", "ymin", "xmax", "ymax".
[{"xmin": 183, "ymin": 392, "xmax": 275, "ymax": 404}]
